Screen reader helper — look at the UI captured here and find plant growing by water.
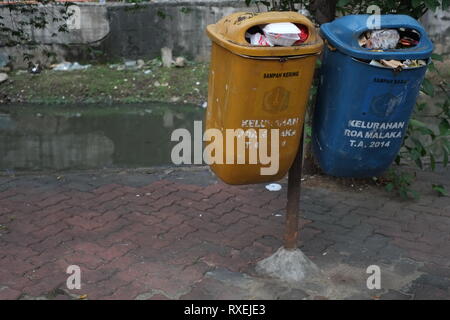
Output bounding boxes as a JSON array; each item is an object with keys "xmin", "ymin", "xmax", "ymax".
[{"xmin": 244, "ymin": 0, "xmax": 450, "ymax": 198}]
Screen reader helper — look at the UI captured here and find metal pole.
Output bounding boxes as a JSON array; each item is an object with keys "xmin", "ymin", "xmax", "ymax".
[{"xmin": 284, "ymin": 128, "xmax": 305, "ymax": 250}]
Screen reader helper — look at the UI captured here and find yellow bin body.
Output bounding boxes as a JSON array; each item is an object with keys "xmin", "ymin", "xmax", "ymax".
[{"xmin": 206, "ymin": 12, "xmax": 323, "ymax": 185}]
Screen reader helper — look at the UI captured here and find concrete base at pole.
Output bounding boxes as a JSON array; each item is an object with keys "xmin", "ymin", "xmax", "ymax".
[{"xmin": 256, "ymin": 247, "xmax": 321, "ymax": 283}]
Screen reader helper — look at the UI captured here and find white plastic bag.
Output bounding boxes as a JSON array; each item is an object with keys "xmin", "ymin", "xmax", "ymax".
[
  {"xmin": 366, "ymin": 29, "xmax": 400, "ymax": 50},
  {"xmin": 263, "ymin": 22, "xmax": 301, "ymax": 47},
  {"xmin": 249, "ymin": 32, "xmax": 271, "ymax": 46},
  {"xmin": 53, "ymin": 61, "xmax": 91, "ymax": 71}
]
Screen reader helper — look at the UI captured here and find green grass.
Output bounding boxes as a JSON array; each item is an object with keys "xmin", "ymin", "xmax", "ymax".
[
  {"xmin": 1, "ymin": 62, "xmax": 209, "ymax": 105},
  {"xmin": 0, "ymin": 103, "xmax": 202, "ymax": 117}
]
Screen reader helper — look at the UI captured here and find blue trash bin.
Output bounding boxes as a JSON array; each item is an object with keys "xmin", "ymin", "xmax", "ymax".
[{"xmin": 312, "ymin": 15, "xmax": 433, "ymax": 178}]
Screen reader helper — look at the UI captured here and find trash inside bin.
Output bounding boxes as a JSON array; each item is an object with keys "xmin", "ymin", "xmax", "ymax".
[
  {"xmin": 361, "ymin": 29, "xmax": 400, "ymax": 50},
  {"xmin": 245, "ymin": 21, "xmax": 310, "ymax": 47},
  {"xmin": 206, "ymin": 12, "xmax": 323, "ymax": 185},
  {"xmin": 263, "ymin": 22, "xmax": 305, "ymax": 46},
  {"xmin": 312, "ymin": 15, "xmax": 433, "ymax": 178},
  {"xmin": 359, "ymin": 28, "xmax": 421, "ymax": 49}
]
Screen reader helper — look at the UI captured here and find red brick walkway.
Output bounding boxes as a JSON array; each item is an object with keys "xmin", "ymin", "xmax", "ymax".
[{"xmin": 0, "ymin": 167, "xmax": 449, "ymax": 299}]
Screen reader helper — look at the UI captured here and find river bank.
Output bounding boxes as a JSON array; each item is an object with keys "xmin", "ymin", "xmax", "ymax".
[{"xmin": 0, "ymin": 61, "xmax": 209, "ymax": 105}]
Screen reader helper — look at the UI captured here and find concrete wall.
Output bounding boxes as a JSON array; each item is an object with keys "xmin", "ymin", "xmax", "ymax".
[
  {"xmin": 0, "ymin": 1, "xmax": 254, "ymax": 67},
  {"xmin": 0, "ymin": 1, "xmax": 448, "ymax": 68},
  {"xmin": 100, "ymin": 2, "xmax": 245, "ymax": 61},
  {"xmin": 420, "ymin": 8, "xmax": 450, "ymax": 56}
]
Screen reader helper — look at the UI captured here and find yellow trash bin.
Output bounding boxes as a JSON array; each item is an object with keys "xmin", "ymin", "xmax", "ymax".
[{"xmin": 205, "ymin": 12, "xmax": 323, "ymax": 185}]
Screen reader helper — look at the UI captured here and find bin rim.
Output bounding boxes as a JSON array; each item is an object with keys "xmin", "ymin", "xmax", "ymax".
[
  {"xmin": 320, "ymin": 14, "xmax": 434, "ymax": 61},
  {"xmin": 206, "ymin": 11, "xmax": 323, "ymax": 57}
]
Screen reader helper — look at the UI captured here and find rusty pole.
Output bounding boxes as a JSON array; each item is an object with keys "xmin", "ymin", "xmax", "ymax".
[{"xmin": 284, "ymin": 128, "xmax": 305, "ymax": 250}]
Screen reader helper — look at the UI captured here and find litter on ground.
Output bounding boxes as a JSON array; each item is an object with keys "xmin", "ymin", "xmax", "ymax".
[
  {"xmin": 52, "ymin": 62, "xmax": 91, "ymax": 71},
  {"xmin": 265, "ymin": 183, "xmax": 282, "ymax": 192}
]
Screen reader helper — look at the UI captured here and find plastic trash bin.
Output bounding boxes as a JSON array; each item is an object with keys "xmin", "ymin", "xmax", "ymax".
[
  {"xmin": 205, "ymin": 12, "xmax": 323, "ymax": 185},
  {"xmin": 312, "ymin": 15, "xmax": 433, "ymax": 178}
]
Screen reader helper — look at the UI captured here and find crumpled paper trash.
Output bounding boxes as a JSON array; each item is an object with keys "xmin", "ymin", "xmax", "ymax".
[{"xmin": 369, "ymin": 59, "xmax": 426, "ymax": 70}]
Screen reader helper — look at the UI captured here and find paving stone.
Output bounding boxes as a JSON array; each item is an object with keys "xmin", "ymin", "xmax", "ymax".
[
  {"xmin": 412, "ymin": 284, "xmax": 450, "ymax": 300},
  {"xmin": 375, "ymin": 243, "xmax": 406, "ymax": 264},
  {"xmin": 0, "ymin": 167, "xmax": 448, "ymax": 300},
  {"xmin": 278, "ymin": 288, "xmax": 308, "ymax": 300},
  {"xmin": 363, "ymin": 234, "xmax": 390, "ymax": 251},
  {"xmin": 0, "ymin": 286, "xmax": 22, "ymax": 300},
  {"xmin": 379, "ymin": 289, "xmax": 413, "ymax": 300},
  {"xmin": 337, "ymin": 213, "xmax": 362, "ymax": 228}
]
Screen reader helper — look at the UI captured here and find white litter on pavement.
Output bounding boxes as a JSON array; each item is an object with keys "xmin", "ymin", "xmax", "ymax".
[{"xmin": 265, "ymin": 183, "xmax": 282, "ymax": 192}]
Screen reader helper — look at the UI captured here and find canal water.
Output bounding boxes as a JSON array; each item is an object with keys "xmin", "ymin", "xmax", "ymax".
[{"xmin": 0, "ymin": 103, "xmax": 204, "ymax": 171}]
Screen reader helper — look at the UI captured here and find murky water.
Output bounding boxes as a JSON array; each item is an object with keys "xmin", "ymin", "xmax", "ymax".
[{"xmin": 0, "ymin": 103, "xmax": 204, "ymax": 171}]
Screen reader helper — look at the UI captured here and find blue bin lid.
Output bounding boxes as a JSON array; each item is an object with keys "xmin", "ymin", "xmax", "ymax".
[{"xmin": 320, "ymin": 15, "xmax": 433, "ymax": 60}]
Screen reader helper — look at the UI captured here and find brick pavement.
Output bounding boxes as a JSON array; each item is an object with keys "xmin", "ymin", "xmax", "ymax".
[{"xmin": 0, "ymin": 166, "xmax": 448, "ymax": 300}]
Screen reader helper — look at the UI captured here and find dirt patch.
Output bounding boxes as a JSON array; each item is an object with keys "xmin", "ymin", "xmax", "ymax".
[{"xmin": 302, "ymin": 173, "xmax": 379, "ymax": 193}]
